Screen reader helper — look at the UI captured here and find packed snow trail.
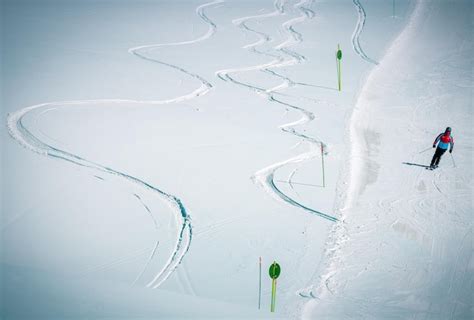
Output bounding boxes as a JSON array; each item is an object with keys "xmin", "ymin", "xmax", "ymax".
[
  {"xmin": 128, "ymin": 1, "xmax": 224, "ymax": 101},
  {"xmin": 218, "ymin": 0, "xmax": 338, "ymax": 222},
  {"xmin": 300, "ymin": 0, "xmax": 423, "ymax": 302},
  {"xmin": 6, "ymin": 0, "xmax": 223, "ymax": 289},
  {"xmin": 302, "ymin": 0, "xmax": 473, "ymax": 318}
]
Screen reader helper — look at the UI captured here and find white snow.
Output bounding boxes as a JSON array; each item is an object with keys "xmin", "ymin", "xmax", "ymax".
[
  {"xmin": 302, "ymin": 0, "xmax": 473, "ymax": 318},
  {"xmin": 1, "ymin": 0, "xmax": 472, "ymax": 319}
]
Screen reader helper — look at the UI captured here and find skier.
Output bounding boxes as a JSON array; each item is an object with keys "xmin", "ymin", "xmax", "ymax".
[{"xmin": 430, "ymin": 127, "xmax": 454, "ymax": 169}]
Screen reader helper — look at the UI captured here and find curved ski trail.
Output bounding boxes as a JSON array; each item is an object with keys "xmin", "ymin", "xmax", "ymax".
[
  {"xmin": 352, "ymin": 0, "xmax": 379, "ymax": 65},
  {"xmin": 6, "ymin": 0, "xmax": 223, "ymax": 289},
  {"xmin": 218, "ymin": 0, "xmax": 337, "ymax": 222}
]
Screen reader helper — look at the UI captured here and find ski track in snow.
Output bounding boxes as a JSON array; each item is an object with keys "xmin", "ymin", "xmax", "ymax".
[
  {"xmin": 288, "ymin": 168, "xmax": 302, "ymax": 199},
  {"xmin": 130, "ymin": 193, "xmax": 161, "ymax": 286},
  {"xmin": 217, "ymin": 0, "xmax": 337, "ymax": 222},
  {"xmin": 218, "ymin": 1, "xmax": 330, "ymax": 104},
  {"xmin": 351, "ymin": 0, "xmax": 379, "ymax": 65},
  {"xmin": 6, "ymin": 0, "xmax": 223, "ymax": 289}
]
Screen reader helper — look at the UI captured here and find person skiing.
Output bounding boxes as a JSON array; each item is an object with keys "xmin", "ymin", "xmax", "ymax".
[{"xmin": 430, "ymin": 127, "xmax": 454, "ymax": 169}]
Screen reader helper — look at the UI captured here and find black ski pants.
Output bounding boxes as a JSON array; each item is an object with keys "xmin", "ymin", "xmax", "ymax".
[{"xmin": 430, "ymin": 147, "xmax": 447, "ymax": 167}]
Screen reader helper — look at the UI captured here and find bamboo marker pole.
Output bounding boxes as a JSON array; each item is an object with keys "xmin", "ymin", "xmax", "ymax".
[
  {"xmin": 336, "ymin": 45, "xmax": 342, "ymax": 91},
  {"xmin": 271, "ymin": 279, "xmax": 277, "ymax": 312},
  {"xmin": 269, "ymin": 261, "xmax": 281, "ymax": 312},
  {"xmin": 258, "ymin": 257, "xmax": 262, "ymax": 309},
  {"xmin": 321, "ymin": 142, "xmax": 326, "ymax": 188}
]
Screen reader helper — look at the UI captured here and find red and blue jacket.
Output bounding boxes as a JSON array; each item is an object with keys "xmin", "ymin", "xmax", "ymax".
[{"xmin": 433, "ymin": 132, "xmax": 454, "ymax": 151}]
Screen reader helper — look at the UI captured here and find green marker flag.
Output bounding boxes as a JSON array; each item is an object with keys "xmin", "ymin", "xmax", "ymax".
[
  {"xmin": 269, "ymin": 261, "xmax": 281, "ymax": 312},
  {"xmin": 336, "ymin": 45, "xmax": 342, "ymax": 91}
]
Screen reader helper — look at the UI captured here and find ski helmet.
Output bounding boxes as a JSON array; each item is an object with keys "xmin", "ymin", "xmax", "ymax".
[{"xmin": 445, "ymin": 127, "xmax": 452, "ymax": 133}]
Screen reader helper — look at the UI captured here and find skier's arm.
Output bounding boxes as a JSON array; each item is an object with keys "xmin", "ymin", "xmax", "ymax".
[
  {"xmin": 449, "ymin": 136, "xmax": 454, "ymax": 153},
  {"xmin": 433, "ymin": 133, "xmax": 442, "ymax": 147}
]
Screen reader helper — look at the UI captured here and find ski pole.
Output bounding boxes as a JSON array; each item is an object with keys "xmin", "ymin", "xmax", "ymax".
[
  {"xmin": 258, "ymin": 257, "xmax": 262, "ymax": 309},
  {"xmin": 450, "ymin": 153, "xmax": 456, "ymax": 168},
  {"xmin": 418, "ymin": 147, "xmax": 432, "ymax": 154}
]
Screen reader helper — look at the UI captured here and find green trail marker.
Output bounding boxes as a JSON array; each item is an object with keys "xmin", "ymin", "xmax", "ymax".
[
  {"xmin": 269, "ymin": 261, "xmax": 281, "ymax": 312},
  {"xmin": 336, "ymin": 44, "xmax": 342, "ymax": 91}
]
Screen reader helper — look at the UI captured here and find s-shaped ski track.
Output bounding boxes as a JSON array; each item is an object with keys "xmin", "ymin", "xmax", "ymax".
[
  {"xmin": 6, "ymin": 0, "xmax": 223, "ymax": 289},
  {"xmin": 217, "ymin": 0, "xmax": 338, "ymax": 222},
  {"xmin": 352, "ymin": 0, "xmax": 379, "ymax": 65}
]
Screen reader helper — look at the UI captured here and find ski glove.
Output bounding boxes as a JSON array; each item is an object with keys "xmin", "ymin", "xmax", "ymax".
[
  {"xmin": 433, "ymin": 145, "xmax": 436, "ymax": 148},
  {"xmin": 449, "ymin": 149, "xmax": 452, "ymax": 153}
]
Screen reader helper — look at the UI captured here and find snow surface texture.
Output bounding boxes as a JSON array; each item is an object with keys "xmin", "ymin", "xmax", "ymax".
[
  {"xmin": 2, "ymin": 0, "xmax": 472, "ymax": 319},
  {"xmin": 6, "ymin": 0, "xmax": 227, "ymax": 293},
  {"xmin": 303, "ymin": 0, "xmax": 473, "ymax": 319}
]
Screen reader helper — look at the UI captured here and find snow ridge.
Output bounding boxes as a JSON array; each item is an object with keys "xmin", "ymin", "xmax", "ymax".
[
  {"xmin": 299, "ymin": 0, "xmax": 424, "ymax": 311},
  {"xmin": 6, "ymin": 0, "xmax": 223, "ymax": 289}
]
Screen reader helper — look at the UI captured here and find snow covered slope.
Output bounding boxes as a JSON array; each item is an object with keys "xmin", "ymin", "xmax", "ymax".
[
  {"xmin": 302, "ymin": 0, "xmax": 473, "ymax": 318},
  {"xmin": 2, "ymin": 0, "xmax": 471, "ymax": 319}
]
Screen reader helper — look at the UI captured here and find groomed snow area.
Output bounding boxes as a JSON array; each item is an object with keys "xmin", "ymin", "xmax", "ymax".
[
  {"xmin": 302, "ymin": 0, "xmax": 473, "ymax": 319},
  {"xmin": 1, "ymin": 0, "xmax": 472, "ymax": 319}
]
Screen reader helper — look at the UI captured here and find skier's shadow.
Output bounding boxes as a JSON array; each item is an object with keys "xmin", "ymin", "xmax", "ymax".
[{"xmin": 402, "ymin": 162, "xmax": 430, "ymax": 168}]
